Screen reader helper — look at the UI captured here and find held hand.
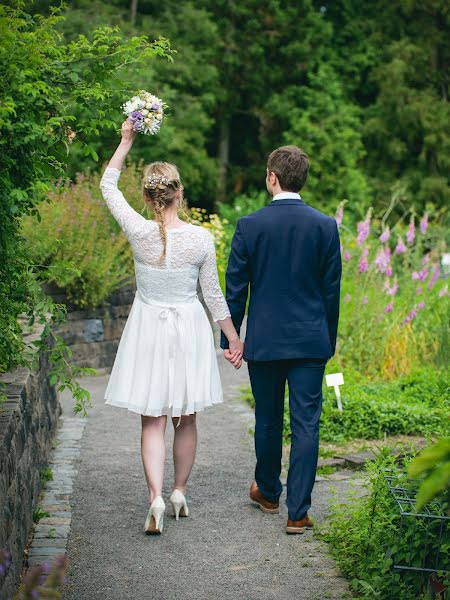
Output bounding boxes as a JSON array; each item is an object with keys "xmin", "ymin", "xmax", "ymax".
[
  {"xmin": 224, "ymin": 337, "xmax": 244, "ymax": 369},
  {"xmin": 120, "ymin": 119, "xmax": 137, "ymax": 145},
  {"xmin": 224, "ymin": 349, "xmax": 243, "ymax": 369}
]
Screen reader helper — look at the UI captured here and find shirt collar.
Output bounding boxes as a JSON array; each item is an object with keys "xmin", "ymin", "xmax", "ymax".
[{"xmin": 272, "ymin": 191, "xmax": 302, "ymax": 201}]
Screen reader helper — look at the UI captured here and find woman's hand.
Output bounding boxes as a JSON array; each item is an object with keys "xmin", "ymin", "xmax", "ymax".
[
  {"xmin": 120, "ymin": 119, "xmax": 137, "ymax": 146},
  {"xmin": 225, "ymin": 338, "xmax": 244, "ymax": 369},
  {"xmin": 106, "ymin": 119, "xmax": 137, "ymax": 170}
]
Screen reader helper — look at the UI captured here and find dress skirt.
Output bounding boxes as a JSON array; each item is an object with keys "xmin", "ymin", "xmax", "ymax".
[{"xmin": 104, "ymin": 289, "xmax": 224, "ymax": 417}]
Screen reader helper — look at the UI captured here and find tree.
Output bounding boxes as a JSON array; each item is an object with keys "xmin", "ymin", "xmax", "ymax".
[{"xmin": 0, "ymin": 2, "xmax": 170, "ymax": 411}]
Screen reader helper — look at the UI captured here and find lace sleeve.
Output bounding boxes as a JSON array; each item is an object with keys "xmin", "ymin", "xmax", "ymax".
[
  {"xmin": 99, "ymin": 166, "xmax": 146, "ymax": 238},
  {"xmin": 199, "ymin": 232, "xmax": 231, "ymax": 322}
]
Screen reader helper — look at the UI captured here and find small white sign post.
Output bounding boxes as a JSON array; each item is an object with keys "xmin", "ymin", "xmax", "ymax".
[{"xmin": 326, "ymin": 372, "xmax": 344, "ymax": 412}]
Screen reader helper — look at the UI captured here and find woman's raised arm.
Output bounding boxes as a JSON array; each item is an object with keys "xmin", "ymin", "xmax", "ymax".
[{"xmin": 99, "ymin": 120, "xmax": 147, "ymax": 238}]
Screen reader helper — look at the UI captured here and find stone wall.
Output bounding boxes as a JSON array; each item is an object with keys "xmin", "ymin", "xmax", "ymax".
[
  {"xmin": 0, "ymin": 328, "xmax": 61, "ymax": 600},
  {"xmin": 42, "ymin": 280, "xmax": 136, "ymax": 371}
]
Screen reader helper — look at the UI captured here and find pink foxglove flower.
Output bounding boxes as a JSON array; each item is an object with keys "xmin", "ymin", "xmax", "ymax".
[
  {"xmin": 395, "ymin": 236, "xmax": 407, "ymax": 255},
  {"xmin": 358, "ymin": 246, "xmax": 369, "ymax": 273},
  {"xmin": 335, "ymin": 204, "xmax": 344, "ymax": 226},
  {"xmin": 418, "ymin": 268, "xmax": 429, "ymax": 283},
  {"xmin": 412, "ymin": 272, "xmax": 420, "ymax": 281},
  {"xmin": 417, "ymin": 301, "xmax": 425, "ymax": 310},
  {"xmin": 427, "ymin": 267, "xmax": 440, "ymax": 290},
  {"xmin": 439, "ymin": 284, "xmax": 448, "ymax": 298},
  {"xmin": 379, "ymin": 226, "xmax": 390, "ymax": 243},
  {"xmin": 385, "ymin": 266, "xmax": 393, "ymax": 277},
  {"xmin": 344, "ymin": 250, "xmax": 351, "ymax": 262},
  {"xmin": 384, "ymin": 278, "xmax": 399, "ymax": 296},
  {"xmin": 406, "ymin": 217, "xmax": 415, "ymax": 244},
  {"xmin": 374, "ymin": 247, "xmax": 391, "ymax": 274},
  {"xmin": 422, "ymin": 253, "xmax": 430, "ymax": 266},
  {"xmin": 385, "ymin": 301, "xmax": 394, "ymax": 314},
  {"xmin": 357, "ymin": 215, "xmax": 371, "ymax": 246},
  {"xmin": 420, "ymin": 213, "xmax": 428, "ymax": 235},
  {"xmin": 403, "ymin": 307, "xmax": 418, "ymax": 326}
]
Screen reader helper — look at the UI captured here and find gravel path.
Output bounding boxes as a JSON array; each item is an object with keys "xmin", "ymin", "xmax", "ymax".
[{"xmin": 60, "ymin": 353, "xmax": 351, "ymax": 600}]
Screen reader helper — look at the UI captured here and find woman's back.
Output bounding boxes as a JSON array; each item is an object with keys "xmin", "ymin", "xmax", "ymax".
[{"xmin": 100, "ymin": 166, "xmax": 229, "ymax": 320}]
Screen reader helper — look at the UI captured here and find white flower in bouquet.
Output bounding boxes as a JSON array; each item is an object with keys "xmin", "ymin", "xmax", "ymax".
[{"xmin": 122, "ymin": 91, "xmax": 167, "ymax": 135}]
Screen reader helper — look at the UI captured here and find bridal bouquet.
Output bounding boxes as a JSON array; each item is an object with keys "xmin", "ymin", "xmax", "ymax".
[{"xmin": 122, "ymin": 91, "xmax": 167, "ymax": 135}]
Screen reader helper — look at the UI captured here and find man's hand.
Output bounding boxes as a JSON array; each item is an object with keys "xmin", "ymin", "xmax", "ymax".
[{"xmin": 224, "ymin": 337, "xmax": 244, "ymax": 369}]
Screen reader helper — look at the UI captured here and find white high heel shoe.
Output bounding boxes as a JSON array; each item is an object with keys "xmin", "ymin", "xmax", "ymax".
[
  {"xmin": 144, "ymin": 496, "xmax": 165, "ymax": 534},
  {"xmin": 169, "ymin": 489, "xmax": 189, "ymax": 521}
]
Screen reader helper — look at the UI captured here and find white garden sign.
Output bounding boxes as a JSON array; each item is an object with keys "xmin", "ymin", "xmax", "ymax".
[{"xmin": 325, "ymin": 372, "xmax": 344, "ymax": 412}]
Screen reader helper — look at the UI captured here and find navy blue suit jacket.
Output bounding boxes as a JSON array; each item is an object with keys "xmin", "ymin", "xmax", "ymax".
[{"xmin": 220, "ymin": 197, "xmax": 342, "ymax": 361}]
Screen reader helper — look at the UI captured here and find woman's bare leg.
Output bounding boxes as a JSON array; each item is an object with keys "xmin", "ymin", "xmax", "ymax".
[
  {"xmin": 141, "ymin": 415, "xmax": 167, "ymax": 503},
  {"xmin": 172, "ymin": 414, "xmax": 197, "ymax": 494}
]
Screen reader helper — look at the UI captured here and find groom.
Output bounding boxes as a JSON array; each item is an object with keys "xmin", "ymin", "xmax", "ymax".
[{"xmin": 221, "ymin": 145, "xmax": 342, "ymax": 534}]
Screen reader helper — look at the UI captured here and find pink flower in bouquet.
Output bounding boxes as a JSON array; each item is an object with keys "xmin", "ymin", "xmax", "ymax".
[
  {"xmin": 357, "ymin": 216, "xmax": 371, "ymax": 246},
  {"xmin": 385, "ymin": 301, "xmax": 394, "ymax": 314},
  {"xmin": 420, "ymin": 213, "xmax": 428, "ymax": 235},
  {"xmin": 379, "ymin": 226, "xmax": 390, "ymax": 243},
  {"xmin": 395, "ymin": 236, "xmax": 407, "ymax": 255},
  {"xmin": 385, "ymin": 266, "xmax": 393, "ymax": 277},
  {"xmin": 406, "ymin": 217, "xmax": 415, "ymax": 244},
  {"xmin": 427, "ymin": 267, "xmax": 440, "ymax": 290}
]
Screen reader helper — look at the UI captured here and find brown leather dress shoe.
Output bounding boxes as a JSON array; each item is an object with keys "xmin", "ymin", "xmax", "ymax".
[
  {"xmin": 286, "ymin": 514, "xmax": 314, "ymax": 534},
  {"xmin": 249, "ymin": 481, "xmax": 280, "ymax": 514}
]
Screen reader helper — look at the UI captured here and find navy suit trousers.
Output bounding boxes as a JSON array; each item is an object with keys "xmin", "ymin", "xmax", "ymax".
[{"xmin": 247, "ymin": 357, "xmax": 327, "ymax": 521}]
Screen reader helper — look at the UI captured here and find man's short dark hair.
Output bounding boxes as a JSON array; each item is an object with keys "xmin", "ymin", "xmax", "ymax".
[{"xmin": 267, "ymin": 145, "xmax": 309, "ymax": 192}]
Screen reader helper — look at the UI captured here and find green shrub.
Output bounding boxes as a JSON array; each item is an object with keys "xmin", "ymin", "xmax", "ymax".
[
  {"xmin": 320, "ymin": 449, "xmax": 449, "ymax": 599},
  {"xmin": 0, "ymin": 0, "xmax": 170, "ymax": 391},
  {"xmin": 242, "ymin": 367, "xmax": 449, "ymax": 443}
]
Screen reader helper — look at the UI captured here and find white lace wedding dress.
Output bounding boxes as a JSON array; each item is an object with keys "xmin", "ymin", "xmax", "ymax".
[{"xmin": 99, "ymin": 167, "xmax": 231, "ymax": 418}]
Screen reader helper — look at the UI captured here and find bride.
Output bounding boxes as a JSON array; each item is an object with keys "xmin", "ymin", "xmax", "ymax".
[{"xmin": 99, "ymin": 119, "xmax": 243, "ymax": 534}]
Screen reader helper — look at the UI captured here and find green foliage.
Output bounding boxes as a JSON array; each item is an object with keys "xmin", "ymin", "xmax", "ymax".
[
  {"xmin": 21, "ymin": 168, "xmax": 135, "ymax": 308},
  {"xmin": 39, "ymin": 466, "xmax": 53, "ymax": 482},
  {"xmin": 0, "ymin": 2, "xmax": 170, "ymax": 414},
  {"xmin": 335, "ymin": 203, "xmax": 449, "ymax": 379},
  {"xmin": 33, "ymin": 504, "xmax": 51, "ymax": 523},
  {"xmin": 321, "ymin": 449, "xmax": 449, "ymax": 599},
  {"xmin": 273, "ymin": 63, "xmax": 372, "ymax": 213},
  {"xmin": 319, "ymin": 369, "xmax": 449, "ymax": 442},
  {"xmin": 242, "ymin": 367, "xmax": 449, "ymax": 443},
  {"xmin": 408, "ymin": 436, "xmax": 450, "ymax": 510}
]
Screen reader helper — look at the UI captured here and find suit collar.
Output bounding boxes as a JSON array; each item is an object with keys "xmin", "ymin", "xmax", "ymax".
[{"xmin": 268, "ymin": 198, "xmax": 305, "ymax": 206}]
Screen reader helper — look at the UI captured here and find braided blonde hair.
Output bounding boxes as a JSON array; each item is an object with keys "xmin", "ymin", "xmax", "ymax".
[{"xmin": 142, "ymin": 162, "xmax": 187, "ymax": 262}]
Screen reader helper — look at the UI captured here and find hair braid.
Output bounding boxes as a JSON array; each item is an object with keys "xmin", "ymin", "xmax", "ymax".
[
  {"xmin": 141, "ymin": 161, "xmax": 187, "ymax": 263},
  {"xmin": 152, "ymin": 200, "xmax": 167, "ymax": 262}
]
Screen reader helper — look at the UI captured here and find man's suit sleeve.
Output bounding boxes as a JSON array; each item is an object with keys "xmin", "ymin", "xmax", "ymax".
[
  {"xmin": 220, "ymin": 218, "xmax": 250, "ymax": 350},
  {"xmin": 321, "ymin": 221, "xmax": 342, "ymax": 356}
]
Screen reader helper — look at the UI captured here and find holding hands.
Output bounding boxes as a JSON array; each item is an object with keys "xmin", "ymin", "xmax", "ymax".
[{"xmin": 224, "ymin": 338, "xmax": 244, "ymax": 369}]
